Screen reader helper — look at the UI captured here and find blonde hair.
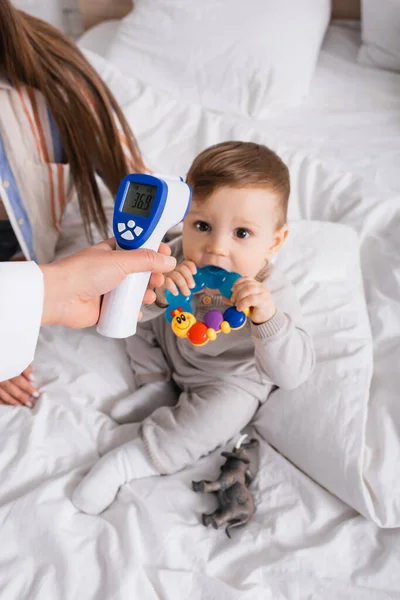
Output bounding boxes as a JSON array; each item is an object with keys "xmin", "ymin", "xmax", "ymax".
[{"xmin": 186, "ymin": 141, "xmax": 290, "ymax": 227}]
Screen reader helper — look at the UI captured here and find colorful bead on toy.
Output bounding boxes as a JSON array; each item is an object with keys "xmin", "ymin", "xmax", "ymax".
[{"xmin": 165, "ymin": 266, "xmax": 249, "ymax": 346}]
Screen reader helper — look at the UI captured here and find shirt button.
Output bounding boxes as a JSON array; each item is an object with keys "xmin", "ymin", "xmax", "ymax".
[
  {"xmin": 202, "ymin": 295, "xmax": 212, "ymax": 305},
  {"xmin": 2, "ymin": 180, "xmax": 10, "ymax": 188},
  {"xmin": 18, "ymin": 218, "xmax": 24, "ymax": 225}
]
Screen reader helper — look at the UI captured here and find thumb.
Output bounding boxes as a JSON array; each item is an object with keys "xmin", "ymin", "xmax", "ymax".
[{"xmin": 114, "ymin": 248, "xmax": 176, "ymax": 275}]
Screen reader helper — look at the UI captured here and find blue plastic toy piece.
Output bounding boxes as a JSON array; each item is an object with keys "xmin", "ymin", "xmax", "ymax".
[
  {"xmin": 223, "ymin": 306, "xmax": 247, "ymax": 329},
  {"xmin": 165, "ymin": 266, "xmax": 241, "ymax": 323}
]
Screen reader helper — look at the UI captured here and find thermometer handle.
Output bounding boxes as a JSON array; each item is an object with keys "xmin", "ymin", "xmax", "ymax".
[{"xmin": 97, "ymin": 236, "xmax": 161, "ymax": 339}]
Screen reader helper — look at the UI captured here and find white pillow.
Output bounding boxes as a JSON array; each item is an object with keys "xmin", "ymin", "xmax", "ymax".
[
  {"xmin": 358, "ymin": 0, "xmax": 400, "ymax": 72},
  {"xmin": 254, "ymin": 220, "xmax": 374, "ymax": 518},
  {"xmin": 77, "ymin": 20, "xmax": 120, "ymax": 57},
  {"xmin": 107, "ymin": 0, "xmax": 330, "ymax": 119}
]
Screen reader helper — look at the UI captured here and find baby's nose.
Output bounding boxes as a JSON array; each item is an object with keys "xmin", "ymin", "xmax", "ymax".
[{"xmin": 206, "ymin": 235, "xmax": 228, "ymax": 256}]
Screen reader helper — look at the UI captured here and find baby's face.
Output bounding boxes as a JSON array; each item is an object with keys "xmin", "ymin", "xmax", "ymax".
[{"xmin": 182, "ymin": 186, "xmax": 288, "ymax": 278}]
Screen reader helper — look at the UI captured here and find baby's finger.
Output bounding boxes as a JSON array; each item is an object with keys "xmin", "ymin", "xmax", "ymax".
[
  {"xmin": 183, "ymin": 260, "xmax": 197, "ymax": 275},
  {"xmin": 148, "ymin": 272, "xmax": 164, "ymax": 289},
  {"xmin": 164, "ymin": 277, "xmax": 179, "ymax": 297},
  {"xmin": 0, "ymin": 385, "xmax": 26, "ymax": 407},
  {"xmin": 236, "ymin": 292, "xmax": 264, "ymax": 312},
  {"xmin": 170, "ymin": 271, "xmax": 191, "ymax": 297},
  {"xmin": 234, "ymin": 283, "xmax": 262, "ymax": 302},
  {"xmin": 158, "ymin": 242, "xmax": 171, "ymax": 256},
  {"xmin": 232, "ymin": 277, "xmax": 252, "ymax": 290},
  {"xmin": 231, "ymin": 281, "xmax": 259, "ymax": 304},
  {"xmin": 11, "ymin": 375, "xmax": 39, "ymax": 399},
  {"xmin": 3, "ymin": 380, "xmax": 35, "ymax": 407},
  {"xmin": 142, "ymin": 289, "xmax": 156, "ymax": 305},
  {"xmin": 233, "ymin": 283, "xmax": 261, "ymax": 304},
  {"xmin": 231, "ymin": 277, "xmax": 254, "ymax": 293},
  {"xmin": 175, "ymin": 264, "xmax": 196, "ymax": 289}
]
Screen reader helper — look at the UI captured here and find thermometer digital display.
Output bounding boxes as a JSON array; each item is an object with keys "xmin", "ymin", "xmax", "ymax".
[{"xmin": 122, "ymin": 183, "xmax": 157, "ymax": 217}]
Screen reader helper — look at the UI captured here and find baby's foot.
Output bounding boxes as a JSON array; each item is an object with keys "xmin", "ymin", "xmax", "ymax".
[
  {"xmin": 72, "ymin": 438, "xmax": 158, "ymax": 515},
  {"xmin": 72, "ymin": 452, "xmax": 123, "ymax": 515}
]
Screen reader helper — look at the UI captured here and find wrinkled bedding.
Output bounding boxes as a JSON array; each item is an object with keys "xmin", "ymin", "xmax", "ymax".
[{"xmin": 0, "ymin": 33, "xmax": 399, "ymax": 599}]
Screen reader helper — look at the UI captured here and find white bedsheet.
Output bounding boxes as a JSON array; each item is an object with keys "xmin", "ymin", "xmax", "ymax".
[{"xmin": 0, "ymin": 26, "xmax": 399, "ymax": 600}]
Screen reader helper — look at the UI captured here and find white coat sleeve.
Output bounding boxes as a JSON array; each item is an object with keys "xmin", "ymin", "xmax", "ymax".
[{"xmin": 0, "ymin": 262, "xmax": 43, "ymax": 382}]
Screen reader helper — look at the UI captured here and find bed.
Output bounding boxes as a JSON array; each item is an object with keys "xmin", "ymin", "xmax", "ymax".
[{"xmin": 1, "ymin": 13, "xmax": 400, "ymax": 600}]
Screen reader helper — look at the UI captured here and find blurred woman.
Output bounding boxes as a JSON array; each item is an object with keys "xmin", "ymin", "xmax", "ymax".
[{"xmin": 0, "ymin": 0, "xmax": 146, "ymax": 405}]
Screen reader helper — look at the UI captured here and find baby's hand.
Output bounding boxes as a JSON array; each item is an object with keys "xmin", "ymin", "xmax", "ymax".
[
  {"xmin": 0, "ymin": 365, "xmax": 39, "ymax": 408},
  {"xmin": 231, "ymin": 277, "xmax": 276, "ymax": 325},
  {"xmin": 156, "ymin": 260, "xmax": 197, "ymax": 305}
]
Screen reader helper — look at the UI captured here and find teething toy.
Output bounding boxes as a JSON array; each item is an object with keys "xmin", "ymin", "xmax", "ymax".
[{"xmin": 165, "ymin": 266, "xmax": 249, "ymax": 346}]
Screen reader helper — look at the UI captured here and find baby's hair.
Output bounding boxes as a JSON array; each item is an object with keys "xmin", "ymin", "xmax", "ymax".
[{"xmin": 186, "ymin": 141, "xmax": 290, "ymax": 228}]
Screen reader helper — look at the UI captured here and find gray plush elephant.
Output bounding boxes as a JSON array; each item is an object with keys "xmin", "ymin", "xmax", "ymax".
[{"xmin": 192, "ymin": 435, "xmax": 259, "ymax": 537}]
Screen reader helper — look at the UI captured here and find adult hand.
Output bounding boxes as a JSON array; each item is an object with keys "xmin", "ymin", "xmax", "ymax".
[{"xmin": 40, "ymin": 239, "xmax": 176, "ymax": 329}]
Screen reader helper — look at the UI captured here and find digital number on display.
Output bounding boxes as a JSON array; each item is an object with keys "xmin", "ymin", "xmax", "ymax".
[{"xmin": 122, "ymin": 183, "xmax": 157, "ymax": 217}]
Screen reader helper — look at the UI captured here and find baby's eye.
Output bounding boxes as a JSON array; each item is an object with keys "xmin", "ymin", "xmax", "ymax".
[
  {"xmin": 235, "ymin": 228, "xmax": 250, "ymax": 239},
  {"xmin": 194, "ymin": 221, "xmax": 211, "ymax": 232}
]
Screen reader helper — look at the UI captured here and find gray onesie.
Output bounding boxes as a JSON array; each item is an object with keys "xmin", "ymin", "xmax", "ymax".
[{"xmin": 126, "ymin": 237, "xmax": 315, "ymax": 475}]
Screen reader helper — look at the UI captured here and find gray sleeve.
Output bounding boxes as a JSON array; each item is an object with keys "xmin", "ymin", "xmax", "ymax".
[
  {"xmin": 249, "ymin": 266, "xmax": 315, "ymax": 390},
  {"xmin": 125, "ymin": 319, "xmax": 171, "ymax": 385},
  {"xmin": 250, "ymin": 312, "xmax": 315, "ymax": 390},
  {"xmin": 140, "ymin": 301, "xmax": 167, "ymax": 323}
]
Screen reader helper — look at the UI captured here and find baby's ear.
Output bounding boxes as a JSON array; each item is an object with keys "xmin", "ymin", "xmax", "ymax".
[{"xmin": 268, "ymin": 225, "xmax": 288, "ymax": 256}]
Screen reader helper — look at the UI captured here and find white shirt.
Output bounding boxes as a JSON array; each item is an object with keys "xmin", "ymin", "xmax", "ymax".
[{"xmin": 0, "ymin": 262, "xmax": 43, "ymax": 381}]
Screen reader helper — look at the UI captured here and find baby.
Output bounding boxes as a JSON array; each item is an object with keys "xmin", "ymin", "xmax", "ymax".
[{"xmin": 73, "ymin": 141, "xmax": 315, "ymax": 514}]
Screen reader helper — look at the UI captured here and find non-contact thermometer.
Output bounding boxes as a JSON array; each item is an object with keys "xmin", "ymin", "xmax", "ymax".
[{"xmin": 97, "ymin": 173, "xmax": 192, "ymax": 338}]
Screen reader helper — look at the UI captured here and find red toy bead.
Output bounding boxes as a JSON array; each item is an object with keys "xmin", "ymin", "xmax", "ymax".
[{"xmin": 187, "ymin": 322, "xmax": 209, "ymax": 346}]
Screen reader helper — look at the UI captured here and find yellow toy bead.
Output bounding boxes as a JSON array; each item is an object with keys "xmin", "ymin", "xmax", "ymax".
[
  {"xmin": 207, "ymin": 328, "xmax": 217, "ymax": 341},
  {"xmin": 221, "ymin": 321, "xmax": 231, "ymax": 334}
]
